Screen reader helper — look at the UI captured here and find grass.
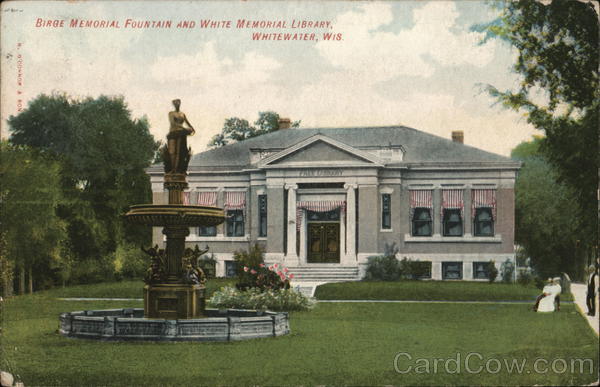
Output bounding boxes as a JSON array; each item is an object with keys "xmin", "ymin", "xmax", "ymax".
[
  {"xmin": 315, "ymin": 280, "xmax": 574, "ymax": 302},
  {"xmin": 1, "ymin": 281, "xmax": 596, "ymax": 386},
  {"xmin": 40, "ymin": 278, "xmax": 235, "ymax": 299}
]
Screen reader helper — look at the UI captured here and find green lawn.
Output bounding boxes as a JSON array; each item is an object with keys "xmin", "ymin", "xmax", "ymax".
[
  {"xmin": 40, "ymin": 278, "xmax": 235, "ymax": 299},
  {"xmin": 1, "ymin": 282, "xmax": 596, "ymax": 386},
  {"xmin": 315, "ymin": 280, "xmax": 574, "ymax": 301}
]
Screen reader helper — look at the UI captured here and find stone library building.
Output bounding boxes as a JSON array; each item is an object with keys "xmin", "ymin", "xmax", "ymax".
[{"xmin": 148, "ymin": 121, "xmax": 520, "ymax": 282}]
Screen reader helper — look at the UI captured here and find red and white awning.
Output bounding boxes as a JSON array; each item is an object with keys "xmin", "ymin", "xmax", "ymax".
[
  {"xmin": 409, "ymin": 190, "xmax": 432, "ymax": 218},
  {"xmin": 224, "ymin": 191, "xmax": 246, "ymax": 210},
  {"xmin": 295, "ymin": 200, "xmax": 346, "ymax": 231},
  {"xmin": 197, "ymin": 191, "xmax": 217, "ymax": 207},
  {"xmin": 471, "ymin": 189, "xmax": 496, "ymax": 219},
  {"xmin": 182, "ymin": 191, "xmax": 191, "ymax": 205},
  {"xmin": 442, "ymin": 189, "xmax": 464, "ymax": 219}
]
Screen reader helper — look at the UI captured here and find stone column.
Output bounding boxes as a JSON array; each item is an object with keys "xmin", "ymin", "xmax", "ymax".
[
  {"xmin": 285, "ymin": 184, "xmax": 298, "ymax": 264},
  {"xmin": 433, "ymin": 188, "xmax": 442, "ymax": 236},
  {"xmin": 162, "ymin": 226, "xmax": 190, "ymax": 283},
  {"xmin": 344, "ymin": 184, "xmax": 357, "ymax": 263},
  {"xmin": 299, "ymin": 209, "xmax": 307, "ymax": 265},
  {"xmin": 463, "ymin": 188, "xmax": 472, "ymax": 237}
]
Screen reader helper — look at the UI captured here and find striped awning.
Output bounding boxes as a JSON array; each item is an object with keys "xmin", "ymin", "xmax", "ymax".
[
  {"xmin": 224, "ymin": 191, "xmax": 246, "ymax": 210},
  {"xmin": 472, "ymin": 189, "xmax": 496, "ymax": 220},
  {"xmin": 296, "ymin": 201, "xmax": 346, "ymax": 231},
  {"xmin": 410, "ymin": 189, "xmax": 433, "ymax": 219},
  {"xmin": 182, "ymin": 191, "xmax": 191, "ymax": 205},
  {"xmin": 197, "ymin": 191, "xmax": 217, "ymax": 207},
  {"xmin": 442, "ymin": 189, "xmax": 464, "ymax": 219}
]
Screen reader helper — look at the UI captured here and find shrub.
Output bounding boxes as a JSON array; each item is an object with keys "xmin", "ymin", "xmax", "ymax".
[
  {"xmin": 501, "ymin": 259, "xmax": 515, "ymax": 283},
  {"xmin": 400, "ymin": 258, "xmax": 431, "ymax": 280},
  {"xmin": 364, "ymin": 255, "xmax": 401, "ymax": 281},
  {"xmin": 114, "ymin": 243, "xmax": 147, "ymax": 279},
  {"xmin": 534, "ymin": 276, "xmax": 546, "ymax": 290},
  {"xmin": 234, "ymin": 244, "xmax": 292, "ymax": 290},
  {"xmin": 485, "ymin": 261, "xmax": 499, "ymax": 283},
  {"xmin": 209, "ymin": 286, "xmax": 315, "ymax": 311},
  {"xmin": 197, "ymin": 253, "xmax": 217, "ymax": 279},
  {"xmin": 517, "ymin": 271, "xmax": 533, "ymax": 286}
]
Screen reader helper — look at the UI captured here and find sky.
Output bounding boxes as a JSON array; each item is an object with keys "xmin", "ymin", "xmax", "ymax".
[{"xmin": 1, "ymin": 0, "xmax": 542, "ymax": 156}]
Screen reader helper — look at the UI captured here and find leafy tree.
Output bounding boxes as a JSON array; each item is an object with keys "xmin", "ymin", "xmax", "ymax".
[
  {"xmin": 478, "ymin": 1, "xmax": 598, "ymax": 270},
  {"xmin": 8, "ymin": 94, "xmax": 159, "ymax": 283},
  {"xmin": 208, "ymin": 111, "xmax": 300, "ymax": 147},
  {"xmin": 0, "ymin": 142, "xmax": 68, "ymax": 293},
  {"xmin": 511, "ymin": 136, "xmax": 581, "ymax": 279}
]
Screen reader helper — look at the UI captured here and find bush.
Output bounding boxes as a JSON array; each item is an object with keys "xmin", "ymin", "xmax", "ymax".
[
  {"xmin": 364, "ymin": 255, "xmax": 401, "ymax": 281},
  {"xmin": 534, "ymin": 276, "xmax": 546, "ymax": 290},
  {"xmin": 209, "ymin": 286, "xmax": 315, "ymax": 311},
  {"xmin": 114, "ymin": 243, "xmax": 147, "ymax": 279},
  {"xmin": 517, "ymin": 271, "xmax": 533, "ymax": 286},
  {"xmin": 197, "ymin": 253, "xmax": 217, "ymax": 279},
  {"xmin": 400, "ymin": 258, "xmax": 431, "ymax": 280},
  {"xmin": 486, "ymin": 260, "xmax": 499, "ymax": 283},
  {"xmin": 501, "ymin": 259, "xmax": 515, "ymax": 283},
  {"xmin": 234, "ymin": 244, "xmax": 291, "ymax": 290}
]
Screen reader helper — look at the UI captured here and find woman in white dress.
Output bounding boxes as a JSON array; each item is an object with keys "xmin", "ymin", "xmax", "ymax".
[{"xmin": 535, "ymin": 277, "xmax": 562, "ymax": 312}]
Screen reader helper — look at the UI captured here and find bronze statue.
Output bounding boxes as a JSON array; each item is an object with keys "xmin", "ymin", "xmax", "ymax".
[
  {"xmin": 141, "ymin": 244, "xmax": 167, "ymax": 284},
  {"xmin": 165, "ymin": 99, "xmax": 195, "ymax": 174},
  {"xmin": 181, "ymin": 245, "xmax": 209, "ymax": 285}
]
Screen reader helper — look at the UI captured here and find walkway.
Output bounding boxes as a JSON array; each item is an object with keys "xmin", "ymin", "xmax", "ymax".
[{"xmin": 570, "ymin": 283, "xmax": 599, "ymax": 336}]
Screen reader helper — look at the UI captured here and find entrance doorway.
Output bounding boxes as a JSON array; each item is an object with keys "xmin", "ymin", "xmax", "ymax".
[{"xmin": 306, "ymin": 209, "xmax": 340, "ymax": 263}]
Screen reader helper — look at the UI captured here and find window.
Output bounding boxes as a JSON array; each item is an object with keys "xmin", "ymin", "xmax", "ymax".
[
  {"xmin": 381, "ymin": 194, "xmax": 391, "ymax": 229},
  {"xmin": 474, "ymin": 207, "xmax": 494, "ymax": 236},
  {"xmin": 443, "ymin": 209, "xmax": 463, "ymax": 236},
  {"xmin": 198, "ymin": 225, "xmax": 216, "ymax": 236},
  {"xmin": 442, "ymin": 262, "xmax": 463, "ymax": 280},
  {"xmin": 225, "ymin": 261, "xmax": 237, "ymax": 278},
  {"xmin": 412, "ymin": 208, "xmax": 432, "ymax": 236},
  {"xmin": 226, "ymin": 210, "xmax": 244, "ymax": 237},
  {"xmin": 414, "ymin": 261, "xmax": 432, "ymax": 279},
  {"xmin": 258, "ymin": 195, "xmax": 267, "ymax": 237},
  {"xmin": 473, "ymin": 262, "xmax": 490, "ymax": 279},
  {"xmin": 307, "ymin": 209, "xmax": 339, "ymax": 221}
]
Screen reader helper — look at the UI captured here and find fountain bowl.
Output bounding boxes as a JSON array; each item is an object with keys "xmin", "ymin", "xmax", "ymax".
[
  {"xmin": 125, "ymin": 204, "xmax": 225, "ymax": 227},
  {"xmin": 59, "ymin": 308, "xmax": 290, "ymax": 342}
]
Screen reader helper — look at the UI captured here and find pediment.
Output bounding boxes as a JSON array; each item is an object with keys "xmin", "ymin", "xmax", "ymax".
[{"xmin": 257, "ymin": 134, "xmax": 383, "ymax": 168}]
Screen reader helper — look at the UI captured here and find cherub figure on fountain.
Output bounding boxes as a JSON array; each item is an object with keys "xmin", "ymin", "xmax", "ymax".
[{"xmin": 141, "ymin": 244, "xmax": 167, "ymax": 285}]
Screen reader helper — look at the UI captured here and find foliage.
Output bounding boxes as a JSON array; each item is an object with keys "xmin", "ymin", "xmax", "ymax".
[
  {"xmin": 364, "ymin": 253, "xmax": 430, "ymax": 281},
  {"xmin": 500, "ymin": 259, "xmax": 515, "ymax": 283},
  {"xmin": 208, "ymin": 111, "xmax": 300, "ymax": 147},
  {"xmin": 477, "ymin": 1, "xmax": 598, "ymax": 273},
  {"xmin": 6, "ymin": 93, "xmax": 159, "ymax": 289},
  {"xmin": 209, "ymin": 286, "xmax": 314, "ymax": 311},
  {"xmin": 485, "ymin": 260, "xmax": 499, "ymax": 283},
  {"xmin": 197, "ymin": 253, "xmax": 217, "ymax": 279},
  {"xmin": 517, "ymin": 271, "xmax": 534, "ymax": 286},
  {"xmin": 0, "ymin": 232, "xmax": 14, "ymax": 297},
  {"xmin": 233, "ymin": 244, "xmax": 291, "ymax": 290},
  {"xmin": 364, "ymin": 255, "xmax": 401, "ymax": 281},
  {"xmin": 511, "ymin": 136, "xmax": 581, "ymax": 279},
  {"xmin": 113, "ymin": 244, "xmax": 147, "ymax": 279},
  {"xmin": 0, "ymin": 142, "xmax": 68, "ymax": 293},
  {"xmin": 8, "ymin": 93, "xmax": 158, "ymax": 260}
]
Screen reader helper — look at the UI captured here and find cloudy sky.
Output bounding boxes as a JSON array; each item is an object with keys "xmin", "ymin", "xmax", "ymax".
[{"xmin": 1, "ymin": 1, "xmax": 541, "ymax": 156}]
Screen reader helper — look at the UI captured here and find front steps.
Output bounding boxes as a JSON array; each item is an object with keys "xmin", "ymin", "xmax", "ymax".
[{"xmin": 287, "ymin": 265, "xmax": 360, "ymax": 283}]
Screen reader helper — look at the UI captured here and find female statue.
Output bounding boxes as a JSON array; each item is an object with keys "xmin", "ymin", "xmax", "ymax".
[{"xmin": 167, "ymin": 99, "xmax": 195, "ymax": 173}]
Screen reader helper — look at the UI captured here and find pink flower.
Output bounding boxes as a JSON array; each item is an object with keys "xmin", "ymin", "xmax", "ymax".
[
  {"xmin": 289, "ymin": 274, "xmax": 294, "ymax": 279},
  {"xmin": 268, "ymin": 266, "xmax": 274, "ymax": 271},
  {"xmin": 277, "ymin": 271, "xmax": 282, "ymax": 276},
  {"xmin": 274, "ymin": 263, "xmax": 278, "ymax": 269},
  {"xmin": 259, "ymin": 263, "xmax": 265, "ymax": 268},
  {"xmin": 243, "ymin": 266, "xmax": 249, "ymax": 272},
  {"xmin": 250, "ymin": 269, "xmax": 257, "ymax": 274},
  {"xmin": 283, "ymin": 268, "xmax": 289, "ymax": 273}
]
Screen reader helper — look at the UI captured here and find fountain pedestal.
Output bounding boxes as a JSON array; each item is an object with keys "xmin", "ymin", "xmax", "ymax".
[{"xmin": 144, "ymin": 283, "xmax": 206, "ymax": 319}]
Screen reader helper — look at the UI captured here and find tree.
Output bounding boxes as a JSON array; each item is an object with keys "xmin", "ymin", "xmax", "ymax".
[
  {"xmin": 511, "ymin": 136, "xmax": 581, "ymax": 279},
  {"xmin": 208, "ymin": 111, "xmax": 300, "ymax": 147},
  {"xmin": 478, "ymin": 1, "xmax": 599, "ymax": 271},
  {"xmin": 0, "ymin": 142, "xmax": 68, "ymax": 294},
  {"xmin": 8, "ymin": 94, "xmax": 159, "ymax": 283}
]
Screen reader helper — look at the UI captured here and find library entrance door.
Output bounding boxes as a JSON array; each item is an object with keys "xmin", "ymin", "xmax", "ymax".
[{"xmin": 307, "ymin": 223, "xmax": 340, "ymax": 263}]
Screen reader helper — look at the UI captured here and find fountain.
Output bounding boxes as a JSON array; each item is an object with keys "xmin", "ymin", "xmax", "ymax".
[{"xmin": 59, "ymin": 100, "xmax": 290, "ymax": 341}]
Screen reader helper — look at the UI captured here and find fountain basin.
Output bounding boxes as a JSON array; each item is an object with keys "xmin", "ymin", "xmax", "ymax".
[
  {"xmin": 125, "ymin": 204, "xmax": 224, "ymax": 227},
  {"xmin": 59, "ymin": 308, "xmax": 290, "ymax": 342}
]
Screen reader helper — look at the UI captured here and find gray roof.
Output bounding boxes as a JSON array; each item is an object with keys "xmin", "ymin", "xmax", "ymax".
[{"xmin": 188, "ymin": 126, "xmax": 516, "ymax": 170}]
